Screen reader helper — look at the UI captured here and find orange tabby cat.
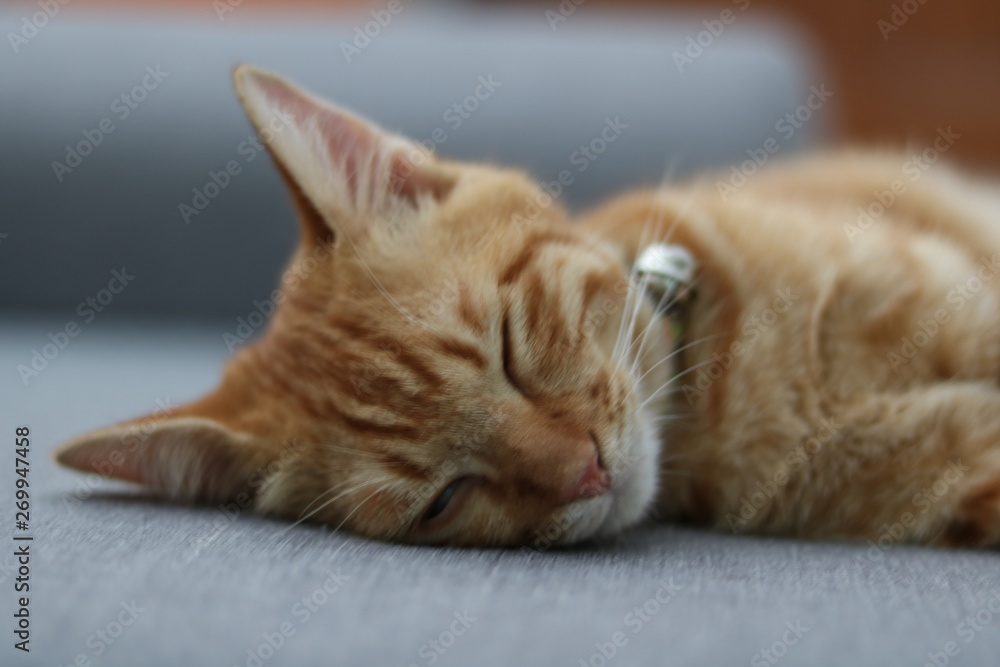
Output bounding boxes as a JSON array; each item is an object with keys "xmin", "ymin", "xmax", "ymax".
[{"xmin": 56, "ymin": 66, "xmax": 1000, "ymax": 548}]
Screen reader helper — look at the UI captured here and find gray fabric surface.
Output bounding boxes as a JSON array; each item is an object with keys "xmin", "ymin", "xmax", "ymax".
[
  {"xmin": 3, "ymin": 322, "xmax": 1000, "ymax": 667},
  {"xmin": 6, "ymin": 8, "xmax": 997, "ymax": 667},
  {"xmin": 0, "ymin": 7, "xmax": 825, "ymax": 317}
]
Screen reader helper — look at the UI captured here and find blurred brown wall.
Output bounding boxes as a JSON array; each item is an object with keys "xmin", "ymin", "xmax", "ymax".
[
  {"xmin": 512, "ymin": 0, "xmax": 1000, "ymax": 170},
  {"xmin": 82, "ymin": 0, "xmax": 1000, "ymax": 169}
]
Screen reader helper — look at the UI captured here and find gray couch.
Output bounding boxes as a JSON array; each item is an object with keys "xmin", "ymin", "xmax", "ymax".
[{"xmin": 3, "ymin": 6, "xmax": 998, "ymax": 667}]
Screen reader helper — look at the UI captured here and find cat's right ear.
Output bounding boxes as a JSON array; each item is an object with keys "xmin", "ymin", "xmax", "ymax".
[{"xmin": 232, "ymin": 64, "xmax": 455, "ymax": 243}]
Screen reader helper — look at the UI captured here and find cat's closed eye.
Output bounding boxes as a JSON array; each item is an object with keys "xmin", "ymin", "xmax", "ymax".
[
  {"xmin": 421, "ymin": 476, "xmax": 477, "ymax": 530},
  {"xmin": 54, "ymin": 65, "xmax": 671, "ymax": 549}
]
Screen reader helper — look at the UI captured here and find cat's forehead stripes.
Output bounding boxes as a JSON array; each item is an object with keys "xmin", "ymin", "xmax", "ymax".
[
  {"xmin": 457, "ymin": 282, "xmax": 488, "ymax": 335},
  {"xmin": 580, "ymin": 267, "xmax": 623, "ymax": 313},
  {"xmin": 326, "ymin": 322, "xmax": 449, "ymax": 396},
  {"xmin": 522, "ymin": 270, "xmax": 551, "ymax": 341},
  {"xmin": 57, "ymin": 65, "xmax": 672, "ymax": 549},
  {"xmin": 429, "ymin": 335, "xmax": 489, "ymax": 369},
  {"xmin": 338, "ymin": 413, "xmax": 423, "ymax": 441},
  {"xmin": 375, "ymin": 449, "xmax": 434, "ymax": 482},
  {"xmin": 578, "ymin": 267, "xmax": 624, "ymax": 334},
  {"xmin": 498, "ymin": 230, "xmax": 579, "ymax": 286},
  {"xmin": 505, "ymin": 257, "xmax": 623, "ymax": 363}
]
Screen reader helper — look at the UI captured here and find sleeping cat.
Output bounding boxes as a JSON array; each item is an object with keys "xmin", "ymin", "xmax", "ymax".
[{"xmin": 55, "ymin": 66, "xmax": 1000, "ymax": 548}]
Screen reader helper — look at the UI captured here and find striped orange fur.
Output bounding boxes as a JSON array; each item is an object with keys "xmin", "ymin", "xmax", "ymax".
[
  {"xmin": 56, "ymin": 67, "xmax": 1000, "ymax": 549},
  {"xmin": 583, "ymin": 151, "xmax": 1000, "ymax": 548},
  {"xmin": 55, "ymin": 66, "xmax": 670, "ymax": 547}
]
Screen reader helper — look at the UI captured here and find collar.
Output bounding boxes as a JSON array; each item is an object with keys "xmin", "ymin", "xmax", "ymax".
[{"xmin": 635, "ymin": 243, "xmax": 697, "ymax": 322}]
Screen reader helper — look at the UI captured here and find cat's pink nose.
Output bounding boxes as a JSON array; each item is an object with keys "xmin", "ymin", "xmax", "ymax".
[{"xmin": 566, "ymin": 450, "xmax": 612, "ymax": 502}]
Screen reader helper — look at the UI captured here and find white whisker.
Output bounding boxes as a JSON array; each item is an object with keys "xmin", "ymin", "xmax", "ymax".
[
  {"xmin": 637, "ymin": 358, "xmax": 722, "ymax": 412},
  {"xmin": 277, "ymin": 475, "xmax": 394, "ymax": 535},
  {"xmin": 632, "ymin": 333, "xmax": 722, "ymax": 387},
  {"xmin": 329, "ymin": 483, "xmax": 392, "ymax": 536},
  {"xmin": 319, "ymin": 443, "xmax": 380, "ymax": 458}
]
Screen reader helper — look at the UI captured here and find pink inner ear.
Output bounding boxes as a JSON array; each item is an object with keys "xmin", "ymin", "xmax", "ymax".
[
  {"xmin": 250, "ymin": 72, "xmax": 388, "ymax": 200},
  {"xmin": 244, "ymin": 68, "xmax": 452, "ymax": 208},
  {"xmin": 322, "ymin": 117, "xmax": 381, "ymax": 209}
]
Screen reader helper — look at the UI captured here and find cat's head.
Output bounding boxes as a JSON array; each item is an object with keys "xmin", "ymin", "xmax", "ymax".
[{"xmin": 55, "ymin": 66, "xmax": 673, "ymax": 547}]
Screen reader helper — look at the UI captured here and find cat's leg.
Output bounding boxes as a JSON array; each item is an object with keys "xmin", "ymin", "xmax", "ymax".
[{"xmin": 835, "ymin": 382, "xmax": 1000, "ymax": 548}]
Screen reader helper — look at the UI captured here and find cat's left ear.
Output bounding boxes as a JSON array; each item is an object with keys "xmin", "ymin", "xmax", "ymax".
[
  {"xmin": 232, "ymin": 64, "xmax": 455, "ymax": 240},
  {"xmin": 53, "ymin": 414, "xmax": 275, "ymax": 504}
]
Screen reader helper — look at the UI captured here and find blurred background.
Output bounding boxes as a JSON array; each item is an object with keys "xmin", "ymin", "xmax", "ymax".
[
  {"xmin": 3, "ymin": 3, "xmax": 1000, "ymax": 665},
  {"xmin": 2, "ymin": 0, "xmax": 998, "ymax": 321},
  {"xmin": 78, "ymin": 0, "xmax": 1000, "ymax": 168}
]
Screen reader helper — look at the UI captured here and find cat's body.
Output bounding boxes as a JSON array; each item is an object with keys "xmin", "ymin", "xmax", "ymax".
[
  {"xmin": 584, "ymin": 153, "xmax": 1000, "ymax": 547},
  {"xmin": 56, "ymin": 67, "xmax": 1000, "ymax": 548}
]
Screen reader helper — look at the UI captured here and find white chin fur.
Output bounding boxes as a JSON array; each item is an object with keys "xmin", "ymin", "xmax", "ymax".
[{"xmin": 556, "ymin": 406, "xmax": 661, "ymax": 545}]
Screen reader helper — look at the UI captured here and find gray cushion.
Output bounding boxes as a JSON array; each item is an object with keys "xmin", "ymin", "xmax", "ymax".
[
  {"xmin": 7, "ymin": 9, "xmax": 989, "ymax": 667},
  {"xmin": 3, "ymin": 320, "xmax": 1000, "ymax": 666},
  {"xmin": 0, "ymin": 7, "xmax": 826, "ymax": 318}
]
